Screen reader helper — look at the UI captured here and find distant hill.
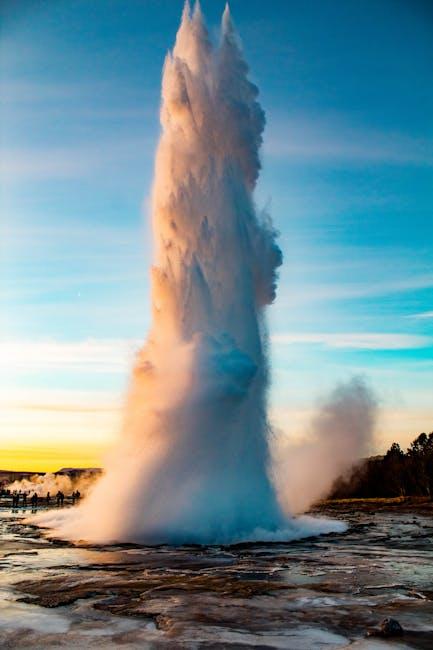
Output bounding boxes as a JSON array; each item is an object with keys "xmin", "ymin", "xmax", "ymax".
[
  {"xmin": 0, "ymin": 470, "xmax": 44, "ymax": 482},
  {"xmin": 56, "ymin": 467, "xmax": 102, "ymax": 475}
]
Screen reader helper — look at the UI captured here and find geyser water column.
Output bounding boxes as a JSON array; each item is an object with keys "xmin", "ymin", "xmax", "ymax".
[
  {"xmin": 37, "ymin": 3, "xmax": 344, "ymax": 544},
  {"xmin": 134, "ymin": 1, "xmax": 286, "ymax": 542},
  {"xmin": 109, "ymin": 2, "xmax": 284, "ymax": 542}
]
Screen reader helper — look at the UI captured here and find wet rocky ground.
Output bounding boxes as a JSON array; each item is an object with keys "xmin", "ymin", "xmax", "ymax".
[{"xmin": 0, "ymin": 502, "xmax": 432, "ymax": 648}]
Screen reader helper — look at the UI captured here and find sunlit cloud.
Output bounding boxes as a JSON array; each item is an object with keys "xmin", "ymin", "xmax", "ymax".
[
  {"xmin": 0, "ymin": 339, "xmax": 139, "ymax": 373},
  {"xmin": 272, "ymin": 332, "xmax": 433, "ymax": 350}
]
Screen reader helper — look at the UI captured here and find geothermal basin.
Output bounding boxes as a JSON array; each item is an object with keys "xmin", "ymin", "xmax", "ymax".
[{"xmin": 1, "ymin": 502, "xmax": 433, "ymax": 649}]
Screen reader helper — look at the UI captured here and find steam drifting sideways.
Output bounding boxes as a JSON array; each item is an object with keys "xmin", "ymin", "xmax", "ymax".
[
  {"xmin": 35, "ymin": 3, "xmax": 346, "ymax": 544},
  {"xmin": 273, "ymin": 377, "xmax": 378, "ymax": 515}
]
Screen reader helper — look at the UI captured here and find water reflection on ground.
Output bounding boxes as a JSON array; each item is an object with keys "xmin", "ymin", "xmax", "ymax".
[{"xmin": 0, "ymin": 504, "xmax": 432, "ymax": 648}]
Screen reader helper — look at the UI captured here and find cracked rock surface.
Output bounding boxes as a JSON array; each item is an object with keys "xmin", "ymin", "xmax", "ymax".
[{"xmin": 0, "ymin": 502, "xmax": 432, "ymax": 648}]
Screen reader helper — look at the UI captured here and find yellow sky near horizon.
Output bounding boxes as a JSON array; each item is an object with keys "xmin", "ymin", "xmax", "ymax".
[
  {"xmin": 2, "ymin": 400, "xmax": 432, "ymax": 473},
  {"xmin": 1, "ymin": 388, "xmax": 121, "ymax": 472},
  {"xmin": 1, "ymin": 337, "xmax": 432, "ymax": 473},
  {"xmin": 0, "ymin": 443, "xmax": 109, "ymax": 473}
]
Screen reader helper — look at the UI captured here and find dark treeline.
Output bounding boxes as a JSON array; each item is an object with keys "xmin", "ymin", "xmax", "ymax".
[{"xmin": 330, "ymin": 431, "xmax": 433, "ymax": 499}]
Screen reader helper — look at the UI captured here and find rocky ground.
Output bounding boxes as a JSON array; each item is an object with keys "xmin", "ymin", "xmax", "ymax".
[{"xmin": 0, "ymin": 501, "xmax": 432, "ymax": 648}]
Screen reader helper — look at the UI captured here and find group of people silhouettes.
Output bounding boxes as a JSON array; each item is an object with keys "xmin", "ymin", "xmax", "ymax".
[
  {"xmin": 7, "ymin": 489, "xmax": 81, "ymax": 509},
  {"xmin": 11, "ymin": 491, "xmax": 27, "ymax": 507}
]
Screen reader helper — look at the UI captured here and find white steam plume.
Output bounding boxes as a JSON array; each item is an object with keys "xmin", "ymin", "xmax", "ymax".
[
  {"xmin": 33, "ymin": 4, "xmax": 351, "ymax": 544},
  {"xmin": 273, "ymin": 376, "xmax": 378, "ymax": 514},
  {"xmin": 34, "ymin": 3, "xmax": 289, "ymax": 544},
  {"xmin": 7, "ymin": 472, "xmax": 99, "ymax": 499}
]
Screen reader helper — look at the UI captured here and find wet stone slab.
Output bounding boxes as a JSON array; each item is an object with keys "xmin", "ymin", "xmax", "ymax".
[{"xmin": 0, "ymin": 505, "xmax": 432, "ymax": 648}]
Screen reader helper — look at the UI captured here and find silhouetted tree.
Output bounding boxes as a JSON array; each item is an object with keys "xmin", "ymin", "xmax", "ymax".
[
  {"xmin": 329, "ymin": 430, "xmax": 433, "ymax": 499},
  {"xmin": 382, "ymin": 442, "xmax": 405, "ymax": 497}
]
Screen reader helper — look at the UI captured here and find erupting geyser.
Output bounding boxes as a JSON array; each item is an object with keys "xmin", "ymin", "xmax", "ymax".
[{"xmin": 36, "ymin": 3, "xmax": 346, "ymax": 544}]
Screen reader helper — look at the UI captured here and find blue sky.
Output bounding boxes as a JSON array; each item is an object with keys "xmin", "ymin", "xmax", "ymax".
[{"xmin": 1, "ymin": 0, "xmax": 432, "ymax": 469}]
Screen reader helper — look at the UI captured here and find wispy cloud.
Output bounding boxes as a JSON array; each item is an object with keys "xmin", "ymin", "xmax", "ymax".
[
  {"xmin": 272, "ymin": 332, "xmax": 433, "ymax": 350},
  {"xmin": 280, "ymin": 274, "xmax": 433, "ymax": 306},
  {"xmin": 1, "ymin": 221, "xmax": 150, "ymax": 302},
  {"xmin": 264, "ymin": 113, "xmax": 433, "ymax": 166},
  {"xmin": 0, "ymin": 78, "xmax": 157, "ymax": 182},
  {"xmin": 0, "ymin": 136, "xmax": 154, "ymax": 182},
  {"xmin": 0, "ymin": 338, "xmax": 139, "ymax": 373},
  {"xmin": 0, "ymin": 78, "xmax": 155, "ymax": 126},
  {"xmin": 2, "ymin": 332, "xmax": 431, "ymax": 379},
  {"xmin": 0, "ymin": 80, "xmax": 102, "ymax": 104},
  {"xmin": 0, "ymin": 386, "xmax": 121, "ymax": 409},
  {"xmin": 14, "ymin": 403, "xmax": 119, "ymax": 413},
  {"xmin": 0, "ymin": 79, "xmax": 154, "ymax": 109},
  {"xmin": 408, "ymin": 310, "xmax": 433, "ymax": 320}
]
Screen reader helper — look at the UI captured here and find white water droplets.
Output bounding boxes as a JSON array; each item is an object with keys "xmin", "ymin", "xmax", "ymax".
[{"xmin": 33, "ymin": 4, "xmax": 345, "ymax": 545}]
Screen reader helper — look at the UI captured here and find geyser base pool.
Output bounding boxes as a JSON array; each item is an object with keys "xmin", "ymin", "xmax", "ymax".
[{"xmin": 2, "ymin": 505, "xmax": 433, "ymax": 648}]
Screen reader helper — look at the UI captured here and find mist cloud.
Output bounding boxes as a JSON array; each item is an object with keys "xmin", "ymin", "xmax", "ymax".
[{"xmin": 273, "ymin": 376, "xmax": 378, "ymax": 513}]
